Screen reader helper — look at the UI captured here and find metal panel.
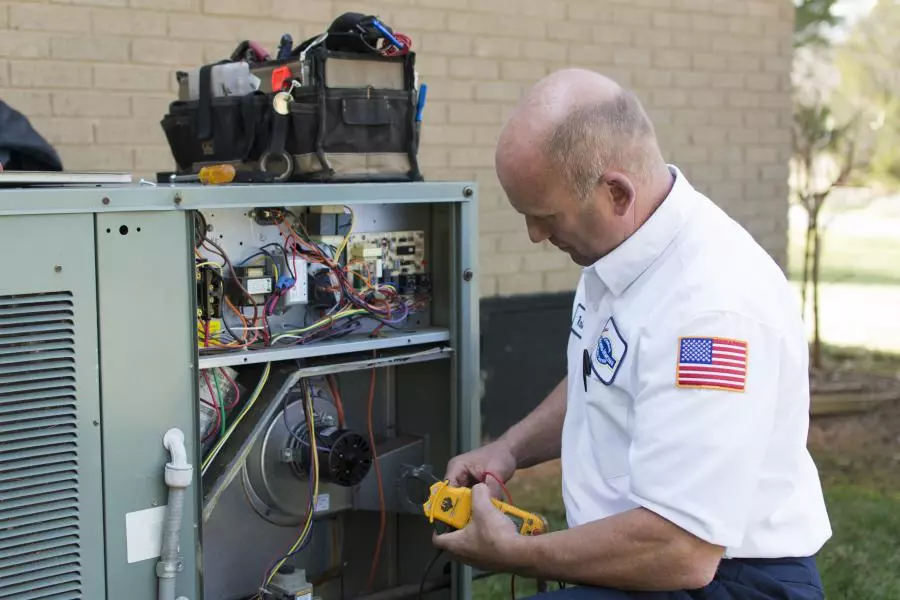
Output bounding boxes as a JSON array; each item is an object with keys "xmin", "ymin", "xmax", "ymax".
[
  {"xmin": 198, "ymin": 329, "xmax": 450, "ymax": 369},
  {"xmin": 0, "ymin": 181, "xmax": 472, "ymax": 216},
  {"xmin": 454, "ymin": 188, "xmax": 481, "ymax": 599},
  {"xmin": 95, "ymin": 211, "xmax": 199, "ymax": 600},
  {"xmin": 0, "ymin": 214, "xmax": 104, "ymax": 600}
]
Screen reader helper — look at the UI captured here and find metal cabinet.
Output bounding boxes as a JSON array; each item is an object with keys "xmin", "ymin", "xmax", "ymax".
[{"xmin": 0, "ymin": 181, "xmax": 479, "ymax": 600}]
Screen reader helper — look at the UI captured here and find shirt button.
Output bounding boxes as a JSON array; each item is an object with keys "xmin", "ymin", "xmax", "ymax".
[{"xmin": 592, "ymin": 303, "xmax": 599, "ymax": 310}]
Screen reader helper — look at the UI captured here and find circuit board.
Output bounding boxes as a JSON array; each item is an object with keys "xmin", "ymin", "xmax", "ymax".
[{"xmin": 347, "ymin": 230, "xmax": 428, "ymax": 298}]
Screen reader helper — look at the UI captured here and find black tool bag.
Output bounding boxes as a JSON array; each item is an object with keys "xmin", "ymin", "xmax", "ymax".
[
  {"xmin": 278, "ymin": 45, "xmax": 421, "ymax": 183},
  {"xmin": 158, "ymin": 16, "xmax": 422, "ymax": 183},
  {"xmin": 160, "ymin": 64, "xmax": 273, "ymax": 176}
]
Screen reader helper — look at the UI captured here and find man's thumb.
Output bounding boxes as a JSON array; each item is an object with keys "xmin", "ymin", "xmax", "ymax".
[{"xmin": 470, "ymin": 483, "xmax": 496, "ymax": 516}]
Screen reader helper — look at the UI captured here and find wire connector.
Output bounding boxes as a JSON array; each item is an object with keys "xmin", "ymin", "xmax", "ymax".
[{"xmin": 277, "ymin": 275, "xmax": 296, "ymax": 290}]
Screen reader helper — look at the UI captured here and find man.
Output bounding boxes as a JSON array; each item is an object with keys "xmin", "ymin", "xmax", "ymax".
[{"xmin": 433, "ymin": 69, "xmax": 831, "ymax": 599}]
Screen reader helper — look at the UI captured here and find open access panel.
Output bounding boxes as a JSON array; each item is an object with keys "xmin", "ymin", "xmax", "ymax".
[{"xmin": 0, "ymin": 181, "xmax": 479, "ymax": 600}]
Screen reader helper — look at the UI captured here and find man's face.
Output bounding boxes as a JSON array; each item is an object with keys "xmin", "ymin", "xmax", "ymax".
[{"xmin": 502, "ymin": 170, "xmax": 629, "ymax": 267}]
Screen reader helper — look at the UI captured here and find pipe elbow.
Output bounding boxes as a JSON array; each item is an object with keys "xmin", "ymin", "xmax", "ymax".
[{"xmin": 163, "ymin": 428, "xmax": 193, "ymax": 489}]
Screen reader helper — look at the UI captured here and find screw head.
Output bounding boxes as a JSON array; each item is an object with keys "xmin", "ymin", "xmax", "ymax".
[
  {"xmin": 92, "ymin": 420, "xmax": 100, "ymax": 426},
  {"xmin": 174, "ymin": 194, "xmax": 183, "ymax": 205},
  {"xmin": 102, "ymin": 197, "xmax": 110, "ymax": 205},
  {"xmin": 463, "ymin": 186, "xmax": 473, "ymax": 198},
  {"xmin": 463, "ymin": 269, "xmax": 473, "ymax": 281},
  {"xmin": 54, "ymin": 265, "xmax": 62, "ymax": 273}
]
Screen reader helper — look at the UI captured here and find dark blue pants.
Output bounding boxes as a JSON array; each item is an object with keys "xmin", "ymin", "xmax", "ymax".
[{"xmin": 523, "ymin": 557, "xmax": 824, "ymax": 599}]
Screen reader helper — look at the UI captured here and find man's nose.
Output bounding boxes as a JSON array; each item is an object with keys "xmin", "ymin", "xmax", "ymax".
[{"xmin": 525, "ymin": 217, "xmax": 548, "ymax": 243}]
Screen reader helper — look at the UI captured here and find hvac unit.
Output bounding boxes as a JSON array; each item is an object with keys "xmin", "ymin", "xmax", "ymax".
[{"xmin": 0, "ymin": 181, "xmax": 479, "ymax": 600}]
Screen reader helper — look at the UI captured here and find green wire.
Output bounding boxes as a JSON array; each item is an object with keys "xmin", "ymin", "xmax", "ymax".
[{"xmin": 212, "ymin": 368, "xmax": 225, "ymax": 438}]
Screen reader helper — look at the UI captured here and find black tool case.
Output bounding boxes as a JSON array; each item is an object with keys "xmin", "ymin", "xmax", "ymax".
[{"xmin": 159, "ymin": 40, "xmax": 423, "ymax": 184}]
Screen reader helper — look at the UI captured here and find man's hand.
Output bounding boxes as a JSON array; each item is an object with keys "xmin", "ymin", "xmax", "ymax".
[
  {"xmin": 445, "ymin": 440, "xmax": 517, "ymax": 496},
  {"xmin": 432, "ymin": 484, "xmax": 520, "ymax": 572}
]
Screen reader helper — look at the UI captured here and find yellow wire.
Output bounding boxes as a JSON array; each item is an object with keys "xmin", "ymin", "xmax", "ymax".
[
  {"xmin": 201, "ymin": 362, "xmax": 271, "ymax": 474},
  {"xmin": 333, "ymin": 206, "xmax": 355, "ymax": 259},
  {"xmin": 266, "ymin": 381, "xmax": 319, "ymax": 585},
  {"xmin": 270, "ymin": 308, "xmax": 369, "ymax": 344}
]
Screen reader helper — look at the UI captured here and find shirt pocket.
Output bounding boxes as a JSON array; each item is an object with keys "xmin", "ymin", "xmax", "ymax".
[{"xmin": 585, "ymin": 386, "xmax": 633, "ymax": 480}]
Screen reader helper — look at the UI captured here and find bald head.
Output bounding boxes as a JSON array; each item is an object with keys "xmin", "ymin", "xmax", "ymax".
[{"xmin": 496, "ymin": 69, "xmax": 663, "ymax": 201}]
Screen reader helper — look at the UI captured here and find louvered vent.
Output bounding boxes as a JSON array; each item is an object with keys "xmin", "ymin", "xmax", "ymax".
[{"xmin": 0, "ymin": 292, "xmax": 82, "ymax": 600}]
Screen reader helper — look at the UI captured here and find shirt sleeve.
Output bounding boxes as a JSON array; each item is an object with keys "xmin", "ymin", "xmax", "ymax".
[{"xmin": 627, "ymin": 310, "xmax": 782, "ymax": 549}]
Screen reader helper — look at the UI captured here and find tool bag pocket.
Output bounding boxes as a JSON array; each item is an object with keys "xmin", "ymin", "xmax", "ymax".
[
  {"xmin": 160, "ymin": 57, "xmax": 273, "ymax": 174},
  {"xmin": 161, "ymin": 92, "xmax": 271, "ymax": 172},
  {"xmin": 288, "ymin": 87, "xmax": 416, "ymax": 182},
  {"xmin": 279, "ymin": 46, "xmax": 421, "ymax": 183}
]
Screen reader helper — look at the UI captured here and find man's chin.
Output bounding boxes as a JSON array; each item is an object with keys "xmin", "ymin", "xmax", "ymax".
[{"xmin": 560, "ymin": 248, "xmax": 595, "ymax": 267}]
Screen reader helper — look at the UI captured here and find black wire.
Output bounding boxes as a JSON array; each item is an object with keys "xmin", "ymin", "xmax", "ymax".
[
  {"xmin": 417, "ymin": 548, "xmax": 444, "ymax": 600},
  {"xmin": 261, "ymin": 242, "xmax": 296, "ymax": 279},
  {"xmin": 193, "ymin": 211, "xmax": 208, "ymax": 248}
]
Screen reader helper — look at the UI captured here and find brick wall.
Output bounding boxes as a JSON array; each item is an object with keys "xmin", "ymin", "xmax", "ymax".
[{"xmin": 0, "ymin": 0, "xmax": 795, "ymax": 298}]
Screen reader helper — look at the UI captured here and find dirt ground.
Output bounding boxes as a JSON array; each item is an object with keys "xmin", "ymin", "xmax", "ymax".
[{"xmin": 807, "ymin": 347, "xmax": 900, "ymax": 492}]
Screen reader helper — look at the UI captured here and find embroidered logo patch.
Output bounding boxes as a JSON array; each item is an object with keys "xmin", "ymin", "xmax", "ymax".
[
  {"xmin": 590, "ymin": 317, "xmax": 627, "ymax": 385},
  {"xmin": 676, "ymin": 337, "xmax": 748, "ymax": 392},
  {"xmin": 571, "ymin": 303, "xmax": 586, "ymax": 339}
]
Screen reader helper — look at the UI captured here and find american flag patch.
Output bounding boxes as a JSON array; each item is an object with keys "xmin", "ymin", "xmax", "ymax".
[{"xmin": 676, "ymin": 337, "xmax": 748, "ymax": 392}]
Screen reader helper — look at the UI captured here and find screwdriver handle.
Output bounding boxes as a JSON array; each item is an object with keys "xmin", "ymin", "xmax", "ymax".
[{"xmin": 198, "ymin": 164, "xmax": 236, "ymax": 185}]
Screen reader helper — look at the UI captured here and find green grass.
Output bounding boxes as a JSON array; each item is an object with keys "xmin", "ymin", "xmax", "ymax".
[
  {"xmin": 816, "ymin": 485, "xmax": 900, "ymax": 600},
  {"xmin": 787, "ymin": 230, "xmax": 900, "ymax": 286}
]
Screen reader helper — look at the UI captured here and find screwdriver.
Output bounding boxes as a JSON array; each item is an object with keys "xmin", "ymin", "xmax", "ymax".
[{"xmin": 170, "ymin": 164, "xmax": 236, "ymax": 185}]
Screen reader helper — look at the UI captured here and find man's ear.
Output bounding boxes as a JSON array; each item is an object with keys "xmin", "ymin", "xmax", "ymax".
[{"xmin": 603, "ymin": 173, "xmax": 636, "ymax": 216}]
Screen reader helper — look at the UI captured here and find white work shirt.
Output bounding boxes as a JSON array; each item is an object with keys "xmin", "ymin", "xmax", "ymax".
[{"xmin": 561, "ymin": 165, "xmax": 832, "ymax": 558}]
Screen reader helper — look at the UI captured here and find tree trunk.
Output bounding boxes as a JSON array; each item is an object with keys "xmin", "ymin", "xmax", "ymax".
[
  {"xmin": 800, "ymin": 218, "xmax": 814, "ymax": 319},
  {"xmin": 811, "ymin": 213, "xmax": 823, "ymax": 369}
]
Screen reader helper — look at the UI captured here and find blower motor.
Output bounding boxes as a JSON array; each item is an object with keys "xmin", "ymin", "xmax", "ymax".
[{"xmin": 290, "ymin": 422, "xmax": 373, "ymax": 487}]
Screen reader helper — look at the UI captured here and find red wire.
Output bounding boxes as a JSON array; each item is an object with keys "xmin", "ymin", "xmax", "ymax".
[
  {"xmin": 366, "ymin": 367, "xmax": 386, "ymax": 592},
  {"xmin": 218, "ymin": 367, "xmax": 241, "ymax": 411},
  {"xmin": 482, "ymin": 471, "xmax": 512, "ymax": 503},
  {"xmin": 383, "ymin": 32, "xmax": 412, "ymax": 56},
  {"xmin": 325, "ymin": 375, "xmax": 345, "ymax": 427},
  {"xmin": 201, "ymin": 371, "xmax": 220, "ymax": 442}
]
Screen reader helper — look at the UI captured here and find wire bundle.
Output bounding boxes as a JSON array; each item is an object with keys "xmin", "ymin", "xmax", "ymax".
[
  {"xmin": 200, "ymin": 363, "xmax": 271, "ymax": 475},
  {"xmin": 195, "ymin": 206, "xmax": 428, "ymax": 353},
  {"xmin": 199, "ymin": 367, "xmax": 240, "ymax": 443},
  {"xmin": 257, "ymin": 379, "xmax": 320, "ymax": 598}
]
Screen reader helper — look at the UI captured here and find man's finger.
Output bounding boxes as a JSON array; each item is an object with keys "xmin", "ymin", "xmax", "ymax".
[
  {"xmin": 444, "ymin": 463, "xmax": 474, "ymax": 487},
  {"xmin": 432, "ymin": 528, "xmax": 464, "ymax": 551},
  {"xmin": 470, "ymin": 483, "xmax": 499, "ymax": 519},
  {"xmin": 482, "ymin": 476, "xmax": 504, "ymax": 498}
]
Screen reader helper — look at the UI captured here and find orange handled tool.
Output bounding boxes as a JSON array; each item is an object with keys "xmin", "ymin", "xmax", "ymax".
[{"xmin": 170, "ymin": 164, "xmax": 236, "ymax": 185}]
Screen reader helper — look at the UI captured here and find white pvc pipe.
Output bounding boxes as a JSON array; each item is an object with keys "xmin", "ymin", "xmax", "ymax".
[{"xmin": 158, "ymin": 428, "xmax": 193, "ymax": 600}]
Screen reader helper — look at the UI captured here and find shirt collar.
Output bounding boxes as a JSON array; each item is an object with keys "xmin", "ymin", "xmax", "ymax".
[{"xmin": 589, "ymin": 165, "xmax": 697, "ymax": 297}]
